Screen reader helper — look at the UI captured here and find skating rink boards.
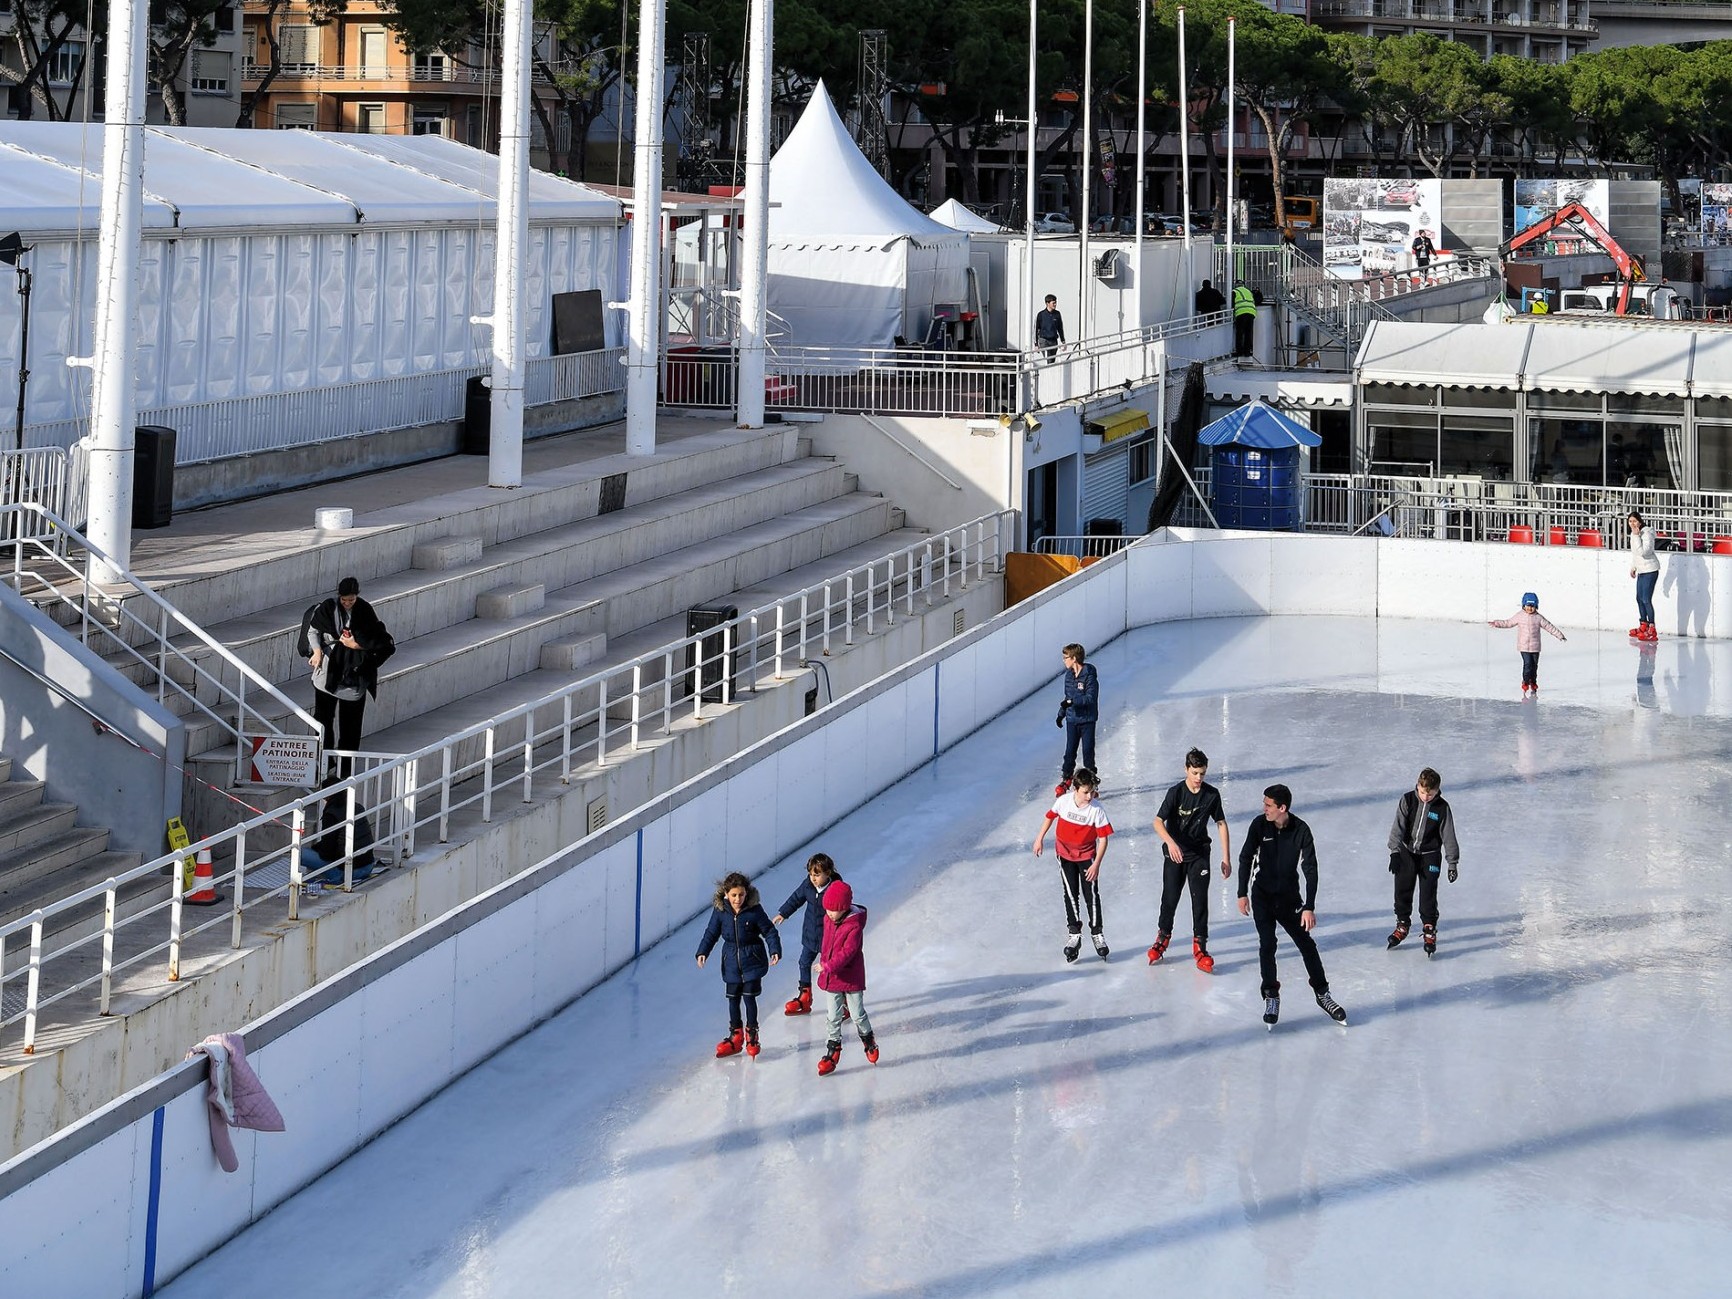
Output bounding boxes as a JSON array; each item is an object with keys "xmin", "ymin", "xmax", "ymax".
[{"xmin": 157, "ymin": 616, "xmax": 1732, "ymax": 1297}]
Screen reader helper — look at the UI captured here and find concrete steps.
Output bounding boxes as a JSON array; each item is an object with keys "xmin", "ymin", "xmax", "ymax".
[{"xmin": 0, "ymin": 755, "xmax": 146, "ymax": 936}]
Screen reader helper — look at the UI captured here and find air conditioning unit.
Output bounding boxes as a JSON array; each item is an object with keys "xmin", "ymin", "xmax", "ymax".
[{"xmin": 1093, "ymin": 247, "xmax": 1123, "ymax": 282}]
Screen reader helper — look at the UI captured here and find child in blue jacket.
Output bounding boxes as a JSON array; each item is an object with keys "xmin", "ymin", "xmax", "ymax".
[
  {"xmin": 772, "ymin": 852, "xmax": 841, "ymax": 1015},
  {"xmin": 696, "ymin": 872, "xmax": 782, "ymax": 1058}
]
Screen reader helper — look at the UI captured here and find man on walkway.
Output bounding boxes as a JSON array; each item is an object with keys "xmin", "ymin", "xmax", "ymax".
[
  {"xmin": 1232, "ymin": 282, "xmax": 1257, "ymax": 358},
  {"xmin": 1195, "ymin": 279, "xmax": 1226, "ymax": 317},
  {"xmin": 1410, "ymin": 230, "xmax": 1435, "ymax": 281},
  {"xmin": 1035, "ymin": 294, "xmax": 1066, "ymax": 361},
  {"xmin": 1237, "ymin": 784, "xmax": 1347, "ymax": 1027}
]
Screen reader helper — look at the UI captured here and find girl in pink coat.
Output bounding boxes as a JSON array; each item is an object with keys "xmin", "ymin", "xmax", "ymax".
[
  {"xmin": 816, "ymin": 880, "xmax": 880, "ymax": 1075},
  {"xmin": 1489, "ymin": 592, "xmax": 1567, "ymax": 696}
]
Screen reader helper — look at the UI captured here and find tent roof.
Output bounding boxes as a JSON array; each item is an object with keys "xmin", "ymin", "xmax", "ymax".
[
  {"xmin": 1356, "ymin": 320, "xmax": 1527, "ymax": 391},
  {"xmin": 1521, "ymin": 322, "xmax": 1693, "ymax": 397},
  {"xmin": 1197, "ymin": 399, "xmax": 1323, "ymax": 448},
  {"xmin": 929, "ymin": 199, "xmax": 1003, "ymax": 233},
  {"xmin": 0, "ymin": 125, "xmax": 619, "ymax": 236},
  {"xmin": 768, "ymin": 83, "xmax": 964, "ymax": 245}
]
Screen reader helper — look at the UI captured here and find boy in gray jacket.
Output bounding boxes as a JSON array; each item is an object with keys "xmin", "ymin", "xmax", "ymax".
[{"xmin": 1386, "ymin": 767, "xmax": 1460, "ymax": 957}]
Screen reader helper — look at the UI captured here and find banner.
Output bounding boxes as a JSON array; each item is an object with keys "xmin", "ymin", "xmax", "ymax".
[
  {"xmin": 1322, "ymin": 177, "xmax": 1442, "ymax": 280},
  {"xmin": 1512, "ymin": 178, "xmax": 1609, "ymax": 253}
]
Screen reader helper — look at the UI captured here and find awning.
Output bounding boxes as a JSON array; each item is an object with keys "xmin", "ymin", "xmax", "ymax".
[
  {"xmin": 1522, "ymin": 323, "xmax": 1693, "ymax": 397},
  {"xmin": 1085, "ymin": 407, "xmax": 1151, "ymax": 444},
  {"xmin": 1689, "ymin": 331, "xmax": 1732, "ymax": 399},
  {"xmin": 1206, "ymin": 371, "xmax": 1353, "ymax": 408},
  {"xmin": 1356, "ymin": 320, "xmax": 1528, "ymax": 391}
]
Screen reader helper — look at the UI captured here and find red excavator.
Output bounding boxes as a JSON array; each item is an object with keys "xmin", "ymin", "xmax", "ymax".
[{"xmin": 1501, "ymin": 201, "xmax": 1646, "ymax": 315}]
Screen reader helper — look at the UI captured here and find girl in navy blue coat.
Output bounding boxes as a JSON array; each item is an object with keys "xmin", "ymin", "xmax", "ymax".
[
  {"xmin": 696, "ymin": 872, "xmax": 781, "ymax": 1058},
  {"xmin": 772, "ymin": 852, "xmax": 841, "ymax": 1015}
]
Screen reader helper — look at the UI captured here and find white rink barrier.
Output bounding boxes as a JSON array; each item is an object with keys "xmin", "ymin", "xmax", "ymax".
[{"xmin": 3, "ymin": 526, "xmax": 1728, "ymax": 1297}]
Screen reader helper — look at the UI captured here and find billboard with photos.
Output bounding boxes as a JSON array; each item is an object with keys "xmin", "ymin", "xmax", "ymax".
[
  {"xmin": 1702, "ymin": 183, "xmax": 1732, "ymax": 239},
  {"xmin": 1322, "ymin": 177, "xmax": 1443, "ymax": 280},
  {"xmin": 1511, "ymin": 179, "xmax": 1610, "ymax": 254}
]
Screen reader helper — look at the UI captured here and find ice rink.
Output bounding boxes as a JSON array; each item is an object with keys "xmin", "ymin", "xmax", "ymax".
[{"xmin": 159, "ymin": 616, "xmax": 1732, "ymax": 1297}]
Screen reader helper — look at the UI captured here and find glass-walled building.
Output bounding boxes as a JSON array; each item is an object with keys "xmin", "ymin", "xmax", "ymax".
[{"xmin": 1354, "ymin": 320, "xmax": 1732, "ymax": 491}]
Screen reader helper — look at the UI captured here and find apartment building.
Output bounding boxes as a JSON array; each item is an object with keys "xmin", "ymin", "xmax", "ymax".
[{"xmin": 1309, "ymin": 0, "xmax": 1598, "ymax": 65}]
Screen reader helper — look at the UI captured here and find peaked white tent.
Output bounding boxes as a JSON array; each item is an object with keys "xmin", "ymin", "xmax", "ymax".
[
  {"xmin": 767, "ymin": 84, "xmax": 969, "ymax": 349},
  {"xmin": 929, "ymin": 199, "xmax": 1004, "ymax": 234}
]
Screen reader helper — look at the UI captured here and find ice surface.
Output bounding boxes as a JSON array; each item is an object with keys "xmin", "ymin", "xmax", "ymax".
[{"xmin": 159, "ymin": 616, "xmax": 1732, "ymax": 1297}]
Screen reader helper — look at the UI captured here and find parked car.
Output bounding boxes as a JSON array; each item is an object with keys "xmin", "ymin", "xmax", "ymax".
[
  {"xmin": 1034, "ymin": 211, "xmax": 1076, "ymax": 233},
  {"xmin": 1361, "ymin": 218, "xmax": 1410, "ymax": 243},
  {"xmin": 1379, "ymin": 181, "xmax": 1419, "ymax": 208}
]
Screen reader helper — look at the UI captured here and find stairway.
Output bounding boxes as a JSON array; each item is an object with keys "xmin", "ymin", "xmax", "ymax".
[{"xmin": 0, "ymin": 753, "xmax": 144, "ymax": 935}]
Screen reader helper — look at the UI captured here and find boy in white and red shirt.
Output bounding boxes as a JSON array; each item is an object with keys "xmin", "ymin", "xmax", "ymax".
[{"xmin": 1033, "ymin": 768, "xmax": 1115, "ymax": 962}]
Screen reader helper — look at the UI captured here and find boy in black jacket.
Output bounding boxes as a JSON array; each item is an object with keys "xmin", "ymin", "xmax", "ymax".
[
  {"xmin": 1055, "ymin": 643, "xmax": 1100, "ymax": 795},
  {"xmin": 1237, "ymin": 784, "xmax": 1347, "ymax": 1028},
  {"xmin": 1385, "ymin": 767, "xmax": 1460, "ymax": 957}
]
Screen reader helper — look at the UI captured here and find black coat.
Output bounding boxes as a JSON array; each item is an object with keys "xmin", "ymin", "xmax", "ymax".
[{"xmin": 297, "ymin": 597, "xmax": 391, "ymax": 700}]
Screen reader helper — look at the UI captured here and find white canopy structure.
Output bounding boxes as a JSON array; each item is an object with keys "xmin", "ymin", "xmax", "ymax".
[
  {"xmin": 767, "ymin": 84, "xmax": 969, "ymax": 349},
  {"xmin": 0, "ymin": 126, "xmax": 621, "ymax": 443},
  {"xmin": 929, "ymin": 199, "xmax": 1004, "ymax": 234}
]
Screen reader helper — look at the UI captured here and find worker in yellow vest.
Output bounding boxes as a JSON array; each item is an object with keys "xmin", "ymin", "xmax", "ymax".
[{"xmin": 1232, "ymin": 283, "xmax": 1257, "ymax": 358}]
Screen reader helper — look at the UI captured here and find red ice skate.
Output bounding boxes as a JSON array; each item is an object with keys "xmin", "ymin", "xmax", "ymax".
[
  {"xmin": 817, "ymin": 1041, "xmax": 843, "ymax": 1076},
  {"xmin": 716, "ymin": 1028, "xmax": 744, "ymax": 1058},
  {"xmin": 862, "ymin": 1033, "xmax": 880, "ymax": 1064},
  {"xmin": 745, "ymin": 1026, "xmax": 761, "ymax": 1058},
  {"xmin": 1193, "ymin": 938, "xmax": 1215, "ymax": 973},
  {"xmin": 1641, "ymin": 622, "xmax": 1658, "ymax": 642},
  {"xmin": 1147, "ymin": 931, "xmax": 1171, "ymax": 964},
  {"xmin": 784, "ymin": 986, "xmax": 812, "ymax": 1015},
  {"xmin": 1055, "ymin": 780, "xmax": 1072, "ymax": 797}
]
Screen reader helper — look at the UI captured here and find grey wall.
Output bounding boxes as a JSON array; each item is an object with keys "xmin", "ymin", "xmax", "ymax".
[
  {"xmin": 1440, "ymin": 180, "xmax": 1505, "ymax": 254},
  {"xmin": 1609, "ymin": 180, "xmax": 1663, "ymax": 276},
  {"xmin": 0, "ymin": 584, "xmax": 184, "ymax": 856}
]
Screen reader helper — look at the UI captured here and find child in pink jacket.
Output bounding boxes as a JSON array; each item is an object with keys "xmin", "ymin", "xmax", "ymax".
[
  {"xmin": 816, "ymin": 880, "xmax": 879, "ymax": 1075},
  {"xmin": 1489, "ymin": 592, "xmax": 1566, "ymax": 695}
]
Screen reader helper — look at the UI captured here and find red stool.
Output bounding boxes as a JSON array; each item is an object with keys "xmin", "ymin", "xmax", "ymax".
[
  {"xmin": 1507, "ymin": 525, "xmax": 1534, "ymax": 544},
  {"xmin": 1575, "ymin": 530, "xmax": 1603, "ymax": 548},
  {"xmin": 1713, "ymin": 537, "xmax": 1732, "ymax": 555},
  {"xmin": 1548, "ymin": 526, "xmax": 1567, "ymax": 546}
]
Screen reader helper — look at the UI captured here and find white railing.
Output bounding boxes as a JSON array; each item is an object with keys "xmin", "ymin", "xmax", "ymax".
[
  {"xmin": 1033, "ymin": 534, "xmax": 1138, "ymax": 559},
  {"xmin": 20, "ymin": 347, "xmax": 626, "ymax": 461},
  {"xmin": 1169, "ymin": 468, "xmax": 1732, "ymax": 550},
  {"xmin": 0, "ymin": 503, "xmax": 323, "ymax": 769},
  {"xmin": 0, "ymin": 511, "xmax": 1013, "ymax": 1056},
  {"xmin": 0, "ymin": 448, "xmax": 76, "ymax": 540}
]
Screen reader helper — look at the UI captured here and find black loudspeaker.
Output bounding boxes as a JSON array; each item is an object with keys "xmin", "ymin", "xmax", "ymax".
[
  {"xmin": 550, "ymin": 289, "xmax": 606, "ymax": 355},
  {"xmin": 685, "ymin": 603, "xmax": 739, "ymax": 703},
  {"xmin": 463, "ymin": 375, "xmax": 491, "ymax": 455},
  {"xmin": 133, "ymin": 426, "xmax": 176, "ymax": 529}
]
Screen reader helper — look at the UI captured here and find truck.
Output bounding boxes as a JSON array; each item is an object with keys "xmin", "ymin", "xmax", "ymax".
[{"xmin": 1278, "ymin": 196, "xmax": 1320, "ymax": 237}]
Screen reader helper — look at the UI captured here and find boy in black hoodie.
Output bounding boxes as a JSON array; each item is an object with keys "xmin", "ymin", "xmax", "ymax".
[
  {"xmin": 1237, "ymin": 784, "xmax": 1346, "ymax": 1028},
  {"xmin": 1385, "ymin": 767, "xmax": 1461, "ymax": 957}
]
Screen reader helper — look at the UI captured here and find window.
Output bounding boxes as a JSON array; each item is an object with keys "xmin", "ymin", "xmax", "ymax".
[
  {"xmin": 275, "ymin": 102, "xmax": 316, "ymax": 130},
  {"xmin": 413, "ymin": 52, "xmax": 448, "ymax": 80},
  {"xmin": 212, "ymin": 4, "xmax": 235, "ymax": 33},
  {"xmin": 1128, "ymin": 435, "xmax": 1157, "ymax": 486},
  {"xmin": 190, "ymin": 51, "xmax": 232, "ymax": 95},
  {"xmin": 47, "ymin": 40, "xmax": 84, "ymax": 86},
  {"xmin": 279, "ymin": 25, "xmax": 316, "ymax": 73},
  {"xmin": 357, "ymin": 103, "xmax": 388, "ymax": 134},
  {"xmin": 359, "ymin": 30, "xmax": 387, "ymax": 77},
  {"xmin": 412, "ymin": 106, "xmax": 447, "ymax": 136}
]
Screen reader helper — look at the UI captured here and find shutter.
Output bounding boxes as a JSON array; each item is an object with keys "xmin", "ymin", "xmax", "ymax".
[
  {"xmin": 280, "ymin": 25, "xmax": 313, "ymax": 68},
  {"xmin": 1082, "ymin": 444, "xmax": 1130, "ymax": 533}
]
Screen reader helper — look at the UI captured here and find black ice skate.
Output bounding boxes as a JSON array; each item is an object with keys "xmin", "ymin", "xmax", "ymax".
[
  {"xmin": 1064, "ymin": 933, "xmax": 1083, "ymax": 963},
  {"xmin": 1423, "ymin": 924, "xmax": 1437, "ymax": 958},
  {"xmin": 1263, "ymin": 994, "xmax": 1280, "ymax": 1028},
  {"xmin": 1315, "ymin": 990, "xmax": 1348, "ymax": 1024},
  {"xmin": 1091, "ymin": 932, "xmax": 1110, "ymax": 960},
  {"xmin": 1387, "ymin": 921, "xmax": 1409, "ymax": 950}
]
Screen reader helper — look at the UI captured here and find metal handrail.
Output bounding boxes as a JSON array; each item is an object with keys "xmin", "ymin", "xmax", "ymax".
[
  {"xmin": 1033, "ymin": 534, "xmax": 1138, "ymax": 558},
  {"xmin": 0, "ymin": 503, "xmax": 322, "ymax": 773},
  {"xmin": 0, "ymin": 510, "xmax": 1015, "ymax": 1056}
]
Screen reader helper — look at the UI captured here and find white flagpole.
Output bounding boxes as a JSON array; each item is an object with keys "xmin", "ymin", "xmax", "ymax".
[
  {"xmin": 1133, "ymin": 0, "xmax": 1146, "ymax": 332},
  {"xmin": 1024, "ymin": 0, "xmax": 1037, "ymax": 361},
  {"xmin": 736, "ymin": 0, "xmax": 772, "ymax": 427},
  {"xmin": 1179, "ymin": 6, "xmax": 1193, "ymax": 324},
  {"xmin": 485, "ymin": 0, "xmax": 532, "ymax": 488},
  {"xmin": 624, "ymin": 0, "xmax": 667, "ymax": 456},
  {"xmin": 1225, "ymin": 15, "xmax": 1236, "ymax": 300},
  {"xmin": 1080, "ymin": 0, "xmax": 1095, "ymax": 339}
]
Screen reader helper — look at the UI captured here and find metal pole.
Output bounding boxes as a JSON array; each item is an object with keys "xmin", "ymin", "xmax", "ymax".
[
  {"xmin": 1225, "ymin": 15, "xmax": 1236, "ymax": 300},
  {"xmin": 84, "ymin": 0, "xmax": 148, "ymax": 585},
  {"xmin": 11, "ymin": 260, "xmax": 29, "ymax": 451},
  {"xmin": 486, "ymin": 0, "xmax": 532, "ymax": 489},
  {"xmin": 1079, "ymin": 0, "xmax": 1094, "ymax": 337},
  {"xmin": 1023, "ymin": 0, "xmax": 1037, "ymax": 358},
  {"xmin": 736, "ymin": 0, "xmax": 773, "ymax": 427},
  {"xmin": 1179, "ymin": 8, "xmax": 1193, "ymax": 323},
  {"xmin": 1133, "ymin": 0, "xmax": 1146, "ymax": 334},
  {"xmin": 625, "ymin": 0, "xmax": 668, "ymax": 456}
]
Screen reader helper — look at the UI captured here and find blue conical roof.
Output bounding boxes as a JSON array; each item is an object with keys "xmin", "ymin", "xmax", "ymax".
[{"xmin": 1197, "ymin": 399, "xmax": 1322, "ymax": 448}]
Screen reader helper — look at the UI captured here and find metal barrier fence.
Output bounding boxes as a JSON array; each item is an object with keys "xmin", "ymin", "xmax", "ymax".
[
  {"xmin": 1033, "ymin": 534, "xmax": 1138, "ymax": 559},
  {"xmin": 16, "ymin": 347, "xmax": 627, "ymax": 461},
  {"xmin": 0, "ymin": 511, "xmax": 1013, "ymax": 1055},
  {"xmin": 0, "ymin": 449, "xmax": 74, "ymax": 542},
  {"xmin": 1170, "ymin": 468, "xmax": 1732, "ymax": 550}
]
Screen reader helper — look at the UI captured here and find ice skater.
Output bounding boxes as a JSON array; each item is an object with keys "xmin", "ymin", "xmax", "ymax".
[
  {"xmin": 1628, "ymin": 511, "xmax": 1661, "ymax": 641},
  {"xmin": 696, "ymin": 872, "xmax": 781, "ymax": 1058},
  {"xmin": 1149, "ymin": 747, "xmax": 1231, "ymax": 971},
  {"xmin": 772, "ymin": 852, "xmax": 840, "ymax": 1016},
  {"xmin": 1236, "ymin": 784, "xmax": 1346, "ymax": 1028},
  {"xmin": 1385, "ymin": 767, "xmax": 1460, "ymax": 957},
  {"xmin": 1488, "ymin": 592, "xmax": 1567, "ymax": 695},
  {"xmin": 816, "ymin": 880, "xmax": 879, "ymax": 1075},
  {"xmin": 1034, "ymin": 767, "xmax": 1114, "ymax": 962},
  {"xmin": 1055, "ymin": 643, "xmax": 1100, "ymax": 795}
]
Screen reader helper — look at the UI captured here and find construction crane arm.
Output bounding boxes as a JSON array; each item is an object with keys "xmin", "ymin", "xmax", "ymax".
[{"xmin": 1500, "ymin": 201, "xmax": 1646, "ymax": 314}]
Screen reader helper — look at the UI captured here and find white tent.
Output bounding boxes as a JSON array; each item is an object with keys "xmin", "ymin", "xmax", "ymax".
[
  {"xmin": 929, "ymin": 199, "xmax": 1004, "ymax": 234},
  {"xmin": 0, "ymin": 126, "xmax": 621, "ymax": 444},
  {"xmin": 767, "ymin": 84, "xmax": 969, "ymax": 349}
]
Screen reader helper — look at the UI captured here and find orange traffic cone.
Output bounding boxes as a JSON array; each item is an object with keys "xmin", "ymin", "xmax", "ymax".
[{"xmin": 183, "ymin": 847, "xmax": 222, "ymax": 907}]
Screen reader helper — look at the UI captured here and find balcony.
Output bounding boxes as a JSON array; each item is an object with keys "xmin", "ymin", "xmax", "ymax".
[{"xmin": 241, "ymin": 61, "xmax": 535, "ymax": 87}]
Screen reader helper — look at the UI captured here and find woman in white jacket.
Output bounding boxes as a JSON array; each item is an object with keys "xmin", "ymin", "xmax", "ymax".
[{"xmin": 1628, "ymin": 511, "xmax": 1661, "ymax": 641}]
